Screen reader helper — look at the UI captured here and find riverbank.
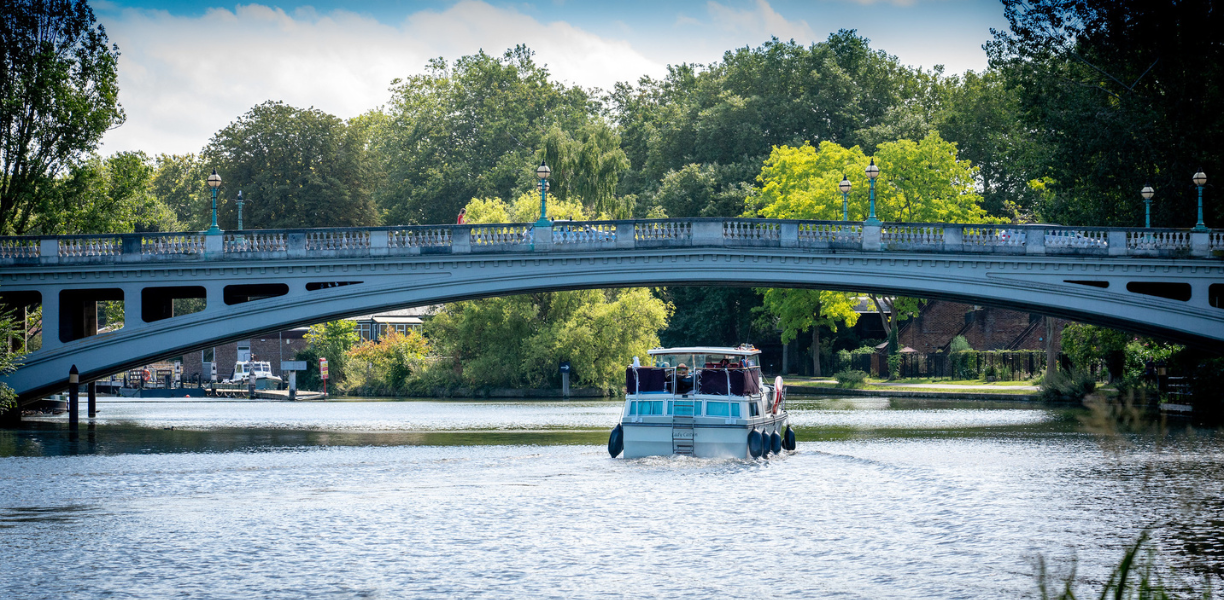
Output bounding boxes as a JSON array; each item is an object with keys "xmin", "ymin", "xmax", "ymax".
[{"xmin": 786, "ymin": 384, "xmax": 1039, "ymax": 401}]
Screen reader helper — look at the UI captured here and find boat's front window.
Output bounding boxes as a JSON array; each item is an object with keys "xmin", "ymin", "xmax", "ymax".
[{"xmin": 706, "ymin": 401, "xmax": 730, "ymax": 417}]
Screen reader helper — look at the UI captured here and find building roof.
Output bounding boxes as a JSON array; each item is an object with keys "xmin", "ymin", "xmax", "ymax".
[
  {"xmin": 853, "ymin": 296, "xmax": 890, "ymax": 314},
  {"xmin": 347, "ymin": 306, "xmax": 435, "ymax": 322}
]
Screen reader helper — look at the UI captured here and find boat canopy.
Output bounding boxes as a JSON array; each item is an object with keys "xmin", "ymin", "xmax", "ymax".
[{"xmin": 647, "ymin": 346, "xmax": 760, "ymax": 356}]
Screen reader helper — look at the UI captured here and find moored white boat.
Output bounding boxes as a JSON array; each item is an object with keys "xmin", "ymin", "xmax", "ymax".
[
  {"xmin": 608, "ymin": 346, "xmax": 795, "ymax": 459},
  {"xmin": 225, "ymin": 361, "xmax": 283, "ymax": 390}
]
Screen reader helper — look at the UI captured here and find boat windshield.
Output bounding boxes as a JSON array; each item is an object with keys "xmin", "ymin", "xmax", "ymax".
[{"xmin": 651, "ymin": 354, "xmax": 753, "ymax": 369}]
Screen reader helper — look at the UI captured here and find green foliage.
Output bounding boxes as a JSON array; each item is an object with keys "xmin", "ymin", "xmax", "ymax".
[
  {"xmin": 610, "ymin": 31, "xmax": 934, "ymax": 200},
  {"xmin": 987, "ymin": 0, "xmax": 1224, "ymax": 228},
  {"xmin": 0, "ymin": 0, "xmax": 124, "ymax": 235},
  {"xmin": 657, "ymin": 287, "xmax": 760, "ymax": 349},
  {"xmin": 757, "ymin": 289, "xmax": 860, "ymax": 378},
  {"xmin": 25, "ymin": 152, "xmax": 179, "ymax": 235},
  {"xmin": 375, "ymin": 47, "xmax": 594, "ymax": 226},
  {"xmin": 887, "ymin": 324, "xmax": 899, "ymax": 355},
  {"xmin": 655, "ymin": 163, "xmax": 754, "ymax": 218},
  {"xmin": 205, "ymin": 101, "xmax": 378, "ymax": 229},
  {"xmin": 834, "ymin": 369, "xmax": 868, "ymax": 388},
  {"xmin": 887, "ymin": 354, "xmax": 901, "ymax": 380},
  {"xmin": 0, "ymin": 306, "xmax": 22, "ymax": 413},
  {"xmin": 98, "ymin": 300, "xmax": 123, "ymax": 331},
  {"xmin": 751, "ymin": 135, "xmax": 995, "ymax": 224},
  {"xmin": 536, "ymin": 123, "xmax": 630, "ymax": 216},
  {"xmin": 1061, "ymin": 323, "xmax": 1130, "ymax": 372},
  {"xmin": 301, "ymin": 320, "xmax": 359, "ymax": 388},
  {"xmin": 1039, "ymin": 369, "xmax": 1097, "ymax": 403},
  {"xmin": 1036, "ymin": 531, "xmax": 1214, "ymax": 599},
  {"xmin": 151, "ymin": 153, "xmax": 209, "ymax": 231},
  {"xmin": 424, "ymin": 288, "xmax": 669, "ymax": 390},
  {"xmin": 949, "ymin": 335, "xmax": 971, "ymax": 353},
  {"xmin": 345, "ymin": 331, "xmax": 431, "ymax": 396},
  {"xmin": 463, "ymin": 192, "xmax": 591, "ymax": 226}
]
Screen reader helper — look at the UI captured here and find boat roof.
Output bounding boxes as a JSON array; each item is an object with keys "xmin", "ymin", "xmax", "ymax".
[{"xmin": 647, "ymin": 346, "xmax": 761, "ymax": 356}]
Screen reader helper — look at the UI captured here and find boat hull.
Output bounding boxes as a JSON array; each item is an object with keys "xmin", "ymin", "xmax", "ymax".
[{"xmin": 621, "ymin": 414, "xmax": 789, "ymax": 459}]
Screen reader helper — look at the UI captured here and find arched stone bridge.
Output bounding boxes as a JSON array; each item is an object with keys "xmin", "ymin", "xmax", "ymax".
[{"xmin": 2, "ymin": 218, "xmax": 1222, "ymax": 402}]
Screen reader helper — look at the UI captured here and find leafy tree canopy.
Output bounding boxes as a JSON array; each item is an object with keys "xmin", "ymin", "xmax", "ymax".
[
  {"xmin": 204, "ymin": 101, "xmax": 379, "ymax": 229},
  {"xmin": 986, "ymin": 0, "xmax": 1224, "ymax": 227},
  {"xmin": 751, "ymin": 134, "xmax": 994, "ymax": 224},
  {"xmin": 0, "ymin": 0, "xmax": 123, "ymax": 234},
  {"xmin": 375, "ymin": 46, "xmax": 595, "ymax": 226},
  {"xmin": 27, "ymin": 151, "xmax": 178, "ymax": 234}
]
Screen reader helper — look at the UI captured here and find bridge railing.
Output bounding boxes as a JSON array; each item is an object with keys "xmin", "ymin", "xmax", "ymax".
[{"xmin": 1, "ymin": 219, "xmax": 1219, "ymax": 266}]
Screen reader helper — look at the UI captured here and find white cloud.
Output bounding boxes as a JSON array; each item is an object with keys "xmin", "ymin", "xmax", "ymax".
[
  {"xmin": 99, "ymin": 1, "xmax": 665, "ymax": 156},
  {"xmin": 704, "ymin": 0, "xmax": 815, "ymax": 42}
]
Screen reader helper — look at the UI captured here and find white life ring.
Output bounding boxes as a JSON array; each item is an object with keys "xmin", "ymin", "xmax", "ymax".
[{"xmin": 773, "ymin": 376, "xmax": 784, "ymax": 414}]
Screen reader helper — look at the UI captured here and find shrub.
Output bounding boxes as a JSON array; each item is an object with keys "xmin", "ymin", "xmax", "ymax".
[
  {"xmin": 888, "ymin": 354, "xmax": 901, "ymax": 379},
  {"xmin": 346, "ymin": 330, "xmax": 431, "ymax": 396},
  {"xmin": 949, "ymin": 335, "xmax": 971, "ymax": 353},
  {"xmin": 1039, "ymin": 369, "xmax": 1097, "ymax": 402},
  {"xmin": 834, "ymin": 369, "xmax": 868, "ymax": 388}
]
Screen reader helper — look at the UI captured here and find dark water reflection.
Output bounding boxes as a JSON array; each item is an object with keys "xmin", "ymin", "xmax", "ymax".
[{"xmin": 1, "ymin": 397, "xmax": 1222, "ymax": 599}]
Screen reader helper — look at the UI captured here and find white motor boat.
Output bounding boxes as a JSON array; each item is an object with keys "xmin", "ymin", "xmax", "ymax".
[
  {"xmin": 608, "ymin": 346, "xmax": 794, "ymax": 459},
  {"xmin": 225, "ymin": 360, "xmax": 284, "ymax": 390}
]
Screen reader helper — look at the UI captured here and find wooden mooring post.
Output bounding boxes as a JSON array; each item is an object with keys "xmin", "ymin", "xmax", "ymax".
[
  {"xmin": 87, "ymin": 381, "xmax": 97, "ymax": 419},
  {"xmin": 68, "ymin": 365, "xmax": 79, "ymax": 434}
]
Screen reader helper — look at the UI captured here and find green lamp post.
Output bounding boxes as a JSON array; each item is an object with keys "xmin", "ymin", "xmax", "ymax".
[
  {"xmin": 839, "ymin": 174, "xmax": 851, "ymax": 221},
  {"xmin": 1140, "ymin": 184, "xmax": 1154, "ymax": 228},
  {"xmin": 1192, "ymin": 169, "xmax": 1208, "ymax": 232},
  {"xmin": 236, "ymin": 190, "xmax": 245, "ymax": 231},
  {"xmin": 864, "ymin": 159, "xmax": 881, "ymax": 225},
  {"xmin": 534, "ymin": 161, "xmax": 552, "ymax": 227},
  {"xmin": 205, "ymin": 169, "xmax": 222, "ymax": 235}
]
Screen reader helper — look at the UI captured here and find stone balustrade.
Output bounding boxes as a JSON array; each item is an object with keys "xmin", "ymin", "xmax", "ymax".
[{"xmin": 1, "ymin": 219, "xmax": 1220, "ymax": 266}]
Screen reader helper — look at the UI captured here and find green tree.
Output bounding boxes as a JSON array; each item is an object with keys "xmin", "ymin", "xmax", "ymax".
[
  {"xmin": 933, "ymin": 69, "xmax": 1044, "ymax": 219},
  {"xmin": 0, "ymin": 0, "xmax": 123, "ymax": 234},
  {"xmin": 299, "ymin": 320, "xmax": 359, "ymax": 389},
  {"xmin": 752, "ymin": 135, "xmax": 992, "ymax": 224},
  {"xmin": 655, "ymin": 287, "xmax": 761, "ymax": 349},
  {"xmin": 375, "ymin": 47, "xmax": 595, "ymax": 226},
  {"xmin": 611, "ymin": 31, "xmax": 930, "ymax": 201},
  {"xmin": 536, "ymin": 123, "xmax": 630, "ymax": 216},
  {"xmin": 759, "ymin": 289, "xmax": 860, "ymax": 377},
  {"xmin": 151, "ymin": 153, "xmax": 209, "ymax": 231},
  {"xmin": 986, "ymin": 0, "xmax": 1224, "ymax": 228},
  {"xmin": 1060, "ymin": 322, "xmax": 1129, "ymax": 374},
  {"xmin": 27, "ymin": 151, "xmax": 179, "ymax": 234},
  {"xmin": 420, "ymin": 196, "xmax": 672, "ymax": 390},
  {"xmin": 346, "ymin": 330, "xmax": 430, "ymax": 396},
  {"xmin": 0, "ymin": 305, "xmax": 22, "ymax": 414},
  {"xmin": 426, "ymin": 288, "xmax": 669, "ymax": 390},
  {"xmin": 204, "ymin": 101, "xmax": 378, "ymax": 229}
]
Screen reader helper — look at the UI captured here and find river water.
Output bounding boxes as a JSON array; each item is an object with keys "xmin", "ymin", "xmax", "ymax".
[{"xmin": 2, "ymin": 397, "xmax": 1222, "ymax": 599}]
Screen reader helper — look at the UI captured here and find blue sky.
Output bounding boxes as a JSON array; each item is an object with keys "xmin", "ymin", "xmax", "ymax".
[{"xmin": 92, "ymin": 0, "xmax": 1010, "ymax": 155}]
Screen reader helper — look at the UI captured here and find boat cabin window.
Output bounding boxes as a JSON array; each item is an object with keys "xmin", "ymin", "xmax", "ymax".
[
  {"xmin": 668, "ymin": 401, "xmax": 700, "ymax": 416},
  {"xmin": 706, "ymin": 401, "xmax": 730, "ymax": 417},
  {"xmin": 629, "ymin": 400, "xmax": 665, "ymax": 416},
  {"xmin": 749, "ymin": 402, "xmax": 759, "ymax": 417}
]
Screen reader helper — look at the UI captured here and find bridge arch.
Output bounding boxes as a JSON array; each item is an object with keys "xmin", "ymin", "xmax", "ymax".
[{"xmin": 2, "ymin": 219, "xmax": 1222, "ymax": 401}]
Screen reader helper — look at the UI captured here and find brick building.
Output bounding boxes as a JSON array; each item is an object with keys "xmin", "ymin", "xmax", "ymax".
[
  {"xmin": 896, "ymin": 300, "xmax": 1065, "ymax": 353},
  {"xmin": 179, "ymin": 307, "xmax": 430, "ymax": 383},
  {"xmin": 182, "ymin": 328, "xmax": 310, "ymax": 383}
]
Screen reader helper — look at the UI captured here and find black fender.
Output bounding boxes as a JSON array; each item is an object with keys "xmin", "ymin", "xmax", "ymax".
[{"xmin": 608, "ymin": 424, "xmax": 624, "ymax": 458}]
